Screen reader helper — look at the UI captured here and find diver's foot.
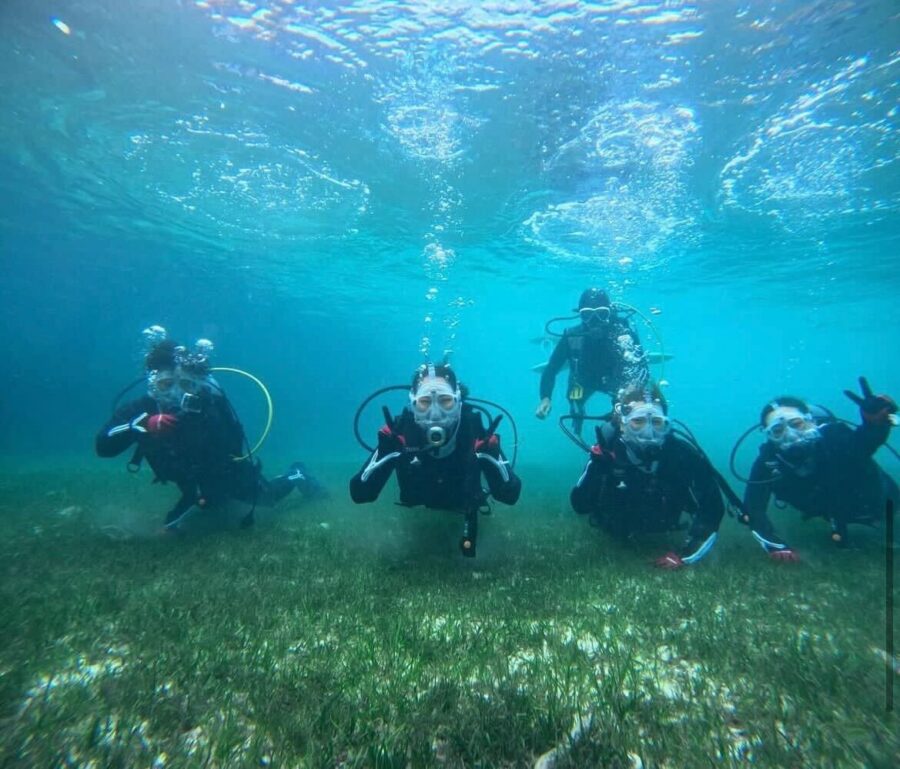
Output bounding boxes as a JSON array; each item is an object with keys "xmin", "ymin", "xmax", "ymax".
[
  {"xmin": 287, "ymin": 462, "xmax": 328, "ymax": 499},
  {"xmin": 460, "ymin": 537, "xmax": 477, "ymax": 558},
  {"xmin": 286, "ymin": 462, "xmax": 308, "ymax": 484},
  {"xmin": 158, "ymin": 524, "xmax": 180, "ymax": 537}
]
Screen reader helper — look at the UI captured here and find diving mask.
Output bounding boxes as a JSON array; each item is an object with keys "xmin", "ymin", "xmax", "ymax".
[
  {"xmin": 149, "ymin": 367, "xmax": 208, "ymax": 413},
  {"xmin": 765, "ymin": 409, "xmax": 819, "ymax": 447},
  {"xmin": 579, "ymin": 306, "xmax": 611, "ymax": 326},
  {"xmin": 411, "ymin": 377, "xmax": 461, "ymax": 447},
  {"xmin": 620, "ymin": 402, "xmax": 669, "ymax": 451}
]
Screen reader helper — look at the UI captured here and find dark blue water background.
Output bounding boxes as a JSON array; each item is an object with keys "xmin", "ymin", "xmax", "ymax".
[{"xmin": 1, "ymin": 0, "xmax": 897, "ymax": 484}]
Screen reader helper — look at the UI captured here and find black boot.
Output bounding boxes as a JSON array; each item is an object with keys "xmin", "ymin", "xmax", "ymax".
[{"xmin": 286, "ymin": 462, "xmax": 328, "ymax": 499}]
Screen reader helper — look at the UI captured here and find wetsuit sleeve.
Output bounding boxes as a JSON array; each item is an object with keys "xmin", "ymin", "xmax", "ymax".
[
  {"xmin": 687, "ymin": 453, "xmax": 726, "ymax": 539},
  {"xmin": 570, "ymin": 455, "xmax": 608, "ymax": 515},
  {"xmin": 613, "ymin": 321, "xmax": 650, "ymax": 389},
  {"xmin": 680, "ymin": 448, "xmax": 725, "ymax": 563},
  {"xmin": 743, "ymin": 453, "xmax": 788, "ymax": 550},
  {"xmin": 349, "ymin": 421, "xmax": 402, "ymax": 503},
  {"xmin": 539, "ymin": 335, "xmax": 570, "ymax": 400},
  {"xmin": 95, "ymin": 399, "xmax": 150, "ymax": 458},
  {"xmin": 848, "ymin": 418, "xmax": 892, "ymax": 457},
  {"xmin": 476, "ymin": 434, "xmax": 521, "ymax": 505}
]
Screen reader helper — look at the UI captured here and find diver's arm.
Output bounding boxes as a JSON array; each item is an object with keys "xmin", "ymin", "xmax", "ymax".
[
  {"xmin": 849, "ymin": 418, "xmax": 892, "ymax": 457},
  {"xmin": 95, "ymin": 400, "xmax": 151, "ymax": 457},
  {"xmin": 475, "ymin": 434, "xmax": 521, "ymax": 505},
  {"xmin": 743, "ymin": 455, "xmax": 789, "ymax": 550},
  {"xmin": 539, "ymin": 335, "xmax": 569, "ymax": 400},
  {"xmin": 349, "ymin": 454, "xmax": 395, "ymax": 503},
  {"xmin": 570, "ymin": 443, "xmax": 615, "ymax": 515},
  {"xmin": 842, "ymin": 376, "xmax": 895, "ymax": 456},
  {"xmin": 681, "ymin": 450, "xmax": 725, "ymax": 564},
  {"xmin": 349, "ymin": 423, "xmax": 404, "ymax": 503}
]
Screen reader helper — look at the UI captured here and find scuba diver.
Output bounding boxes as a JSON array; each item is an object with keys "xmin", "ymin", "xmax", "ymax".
[
  {"xmin": 570, "ymin": 382, "xmax": 729, "ymax": 569},
  {"xmin": 736, "ymin": 377, "xmax": 898, "ymax": 560},
  {"xmin": 96, "ymin": 327, "xmax": 324, "ymax": 531},
  {"xmin": 349, "ymin": 363, "xmax": 521, "ymax": 558},
  {"xmin": 536, "ymin": 288, "xmax": 650, "ymax": 436}
]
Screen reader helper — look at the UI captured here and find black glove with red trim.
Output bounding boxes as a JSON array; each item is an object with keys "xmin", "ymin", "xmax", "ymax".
[
  {"xmin": 844, "ymin": 376, "xmax": 896, "ymax": 425},
  {"xmin": 654, "ymin": 552, "xmax": 685, "ymax": 570},
  {"xmin": 769, "ymin": 548, "xmax": 800, "ymax": 563},
  {"xmin": 588, "ymin": 426, "xmax": 617, "ymax": 471},
  {"xmin": 377, "ymin": 424, "xmax": 406, "ymax": 456},
  {"xmin": 588, "ymin": 444, "xmax": 617, "ymax": 471},
  {"xmin": 474, "ymin": 433, "xmax": 501, "ymax": 459}
]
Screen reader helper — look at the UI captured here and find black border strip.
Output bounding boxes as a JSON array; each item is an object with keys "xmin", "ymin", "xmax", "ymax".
[{"xmin": 888, "ymin": 498, "xmax": 894, "ymax": 712}]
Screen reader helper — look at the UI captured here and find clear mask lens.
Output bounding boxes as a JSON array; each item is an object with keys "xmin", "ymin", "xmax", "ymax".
[
  {"xmin": 415, "ymin": 393, "xmax": 456, "ymax": 414},
  {"xmin": 150, "ymin": 368, "xmax": 205, "ymax": 410},
  {"xmin": 766, "ymin": 415, "xmax": 815, "ymax": 443},
  {"xmin": 623, "ymin": 405, "xmax": 669, "ymax": 433},
  {"xmin": 579, "ymin": 306, "xmax": 611, "ymax": 322},
  {"xmin": 627, "ymin": 414, "xmax": 669, "ymax": 432}
]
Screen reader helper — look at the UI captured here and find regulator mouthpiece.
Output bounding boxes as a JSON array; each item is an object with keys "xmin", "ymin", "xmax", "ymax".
[
  {"xmin": 427, "ymin": 426, "xmax": 447, "ymax": 447},
  {"xmin": 181, "ymin": 392, "xmax": 202, "ymax": 414}
]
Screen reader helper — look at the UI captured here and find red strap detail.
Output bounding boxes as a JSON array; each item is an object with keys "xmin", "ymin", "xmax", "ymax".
[
  {"xmin": 379, "ymin": 425, "xmax": 405, "ymax": 446},
  {"xmin": 476, "ymin": 434, "xmax": 499, "ymax": 451}
]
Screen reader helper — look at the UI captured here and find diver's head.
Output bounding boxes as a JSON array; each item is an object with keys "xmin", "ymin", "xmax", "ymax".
[
  {"xmin": 410, "ymin": 363, "xmax": 462, "ymax": 448},
  {"xmin": 760, "ymin": 397, "xmax": 820, "ymax": 458},
  {"xmin": 145, "ymin": 337, "xmax": 212, "ymax": 413},
  {"xmin": 148, "ymin": 366, "xmax": 208, "ymax": 412},
  {"xmin": 576, "ymin": 287, "xmax": 613, "ymax": 331},
  {"xmin": 615, "ymin": 382, "xmax": 670, "ymax": 458}
]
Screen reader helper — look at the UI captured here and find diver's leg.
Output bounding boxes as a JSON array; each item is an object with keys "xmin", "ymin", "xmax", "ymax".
[
  {"xmin": 163, "ymin": 488, "xmax": 198, "ymax": 530},
  {"xmin": 231, "ymin": 461, "xmax": 307, "ymax": 509},
  {"xmin": 284, "ymin": 462, "xmax": 327, "ymax": 499}
]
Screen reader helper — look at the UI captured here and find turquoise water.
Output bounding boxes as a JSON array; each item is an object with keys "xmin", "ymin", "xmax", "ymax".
[
  {"xmin": 1, "ymin": 2, "xmax": 899, "ymax": 765},
  {"xmin": 1, "ymin": 0, "xmax": 898, "ymax": 470}
]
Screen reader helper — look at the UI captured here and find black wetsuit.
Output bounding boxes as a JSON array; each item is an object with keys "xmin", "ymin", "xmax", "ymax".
[
  {"xmin": 570, "ymin": 427, "xmax": 724, "ymax": 562},
  {"xmin": 541, "ymin": 319, "xmax": 649, "ymax": 429},
  {"xmin": 349, "ymin": 405, "xmax": 521, "ymax": 551},
  {"xmin": 96, "ymin": 394, "xmax": 294, "ymax": 526},
  {"xmin": 744, "ymin": 419, "xmax": 898, "ymax": 547}
]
